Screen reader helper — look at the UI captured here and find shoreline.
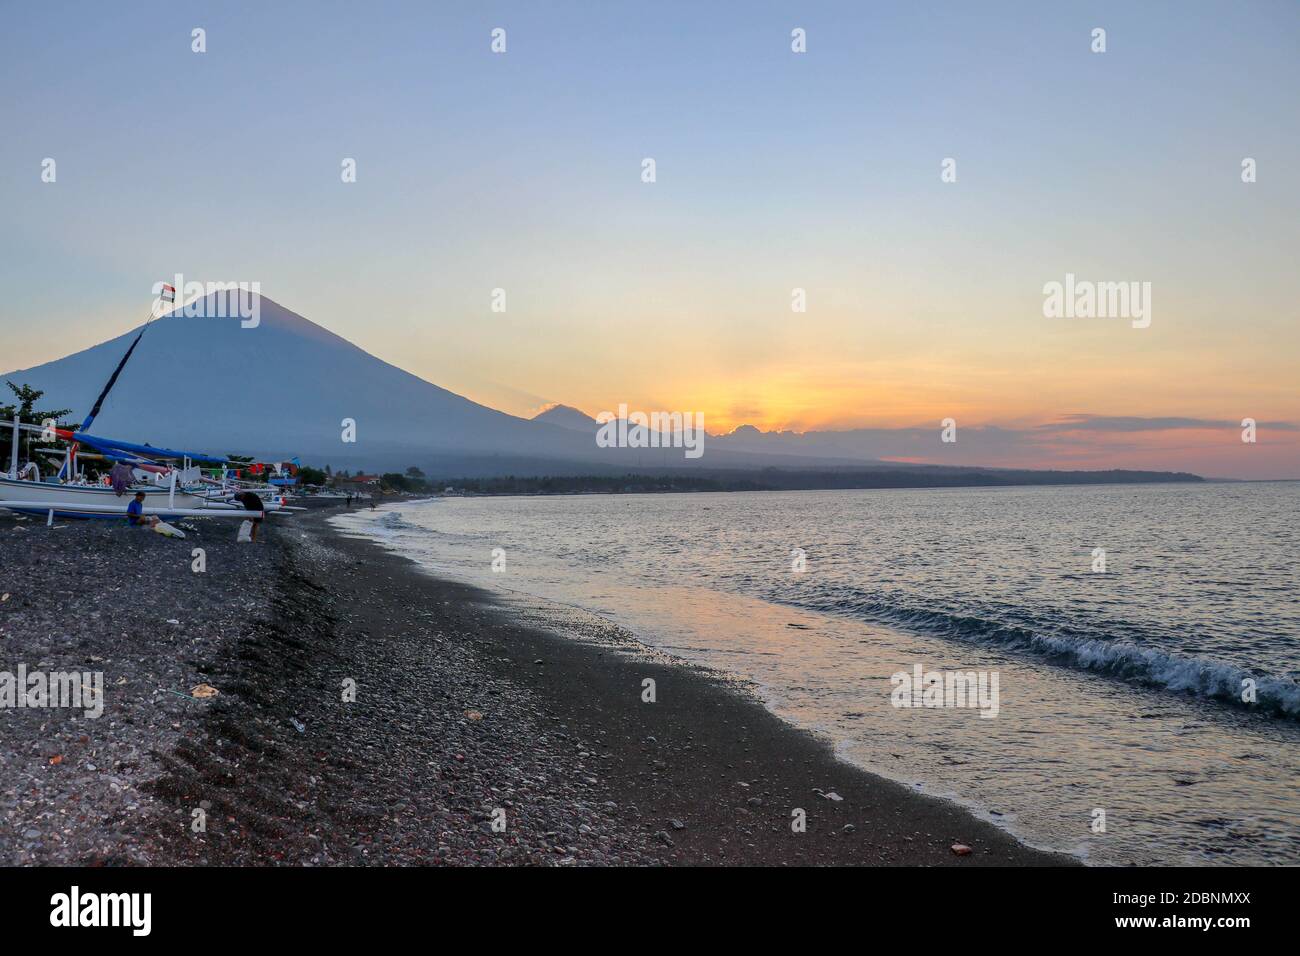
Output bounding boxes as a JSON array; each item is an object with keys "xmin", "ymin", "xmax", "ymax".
[
  {"xmin": 403, "ymin": 474, "xmax": 1216, "ymax": 501},
  {"xmin": 1, "ymin": 508, "xmax": 1073, "ymax": 865}
]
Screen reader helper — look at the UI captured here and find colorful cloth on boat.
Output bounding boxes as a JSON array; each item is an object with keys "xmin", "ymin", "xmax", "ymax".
[{"xmin": 109, "ymin": 462, "xmax": 134, "ymax": 496}]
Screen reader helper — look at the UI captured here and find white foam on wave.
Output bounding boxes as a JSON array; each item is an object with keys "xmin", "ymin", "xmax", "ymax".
[
  {"xmin": 799, "ymin": 594, "xmax": 1300, "ymax": 719},
  {"xmin": 1025, "ymin": 631, "xmax": 1300, "ymax": 717}
]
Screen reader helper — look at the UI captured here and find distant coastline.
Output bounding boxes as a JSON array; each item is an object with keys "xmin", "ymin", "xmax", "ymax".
[{"xmin": 425, "ymin": 467, "xmax": 1204, "ymax": 497}]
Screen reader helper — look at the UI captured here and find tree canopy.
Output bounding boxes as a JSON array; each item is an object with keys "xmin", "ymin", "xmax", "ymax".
[{"xmin": 1, "ymin": 381, "xmax": 72, "ymax": 425}]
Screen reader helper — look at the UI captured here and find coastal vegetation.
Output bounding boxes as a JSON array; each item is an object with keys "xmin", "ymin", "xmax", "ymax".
[
  {"xmin": 0, "ymin": 381, "xmax": 73, "ymax": 467},
  {"xmin": 426, "ymin": 467, "xmax": 1204, "ymax": 497}
]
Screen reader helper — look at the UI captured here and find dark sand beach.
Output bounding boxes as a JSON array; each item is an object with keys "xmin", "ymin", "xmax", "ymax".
[{"xmin": 0, "ymin": 507, "xmax": 1071, "ymax": 866}]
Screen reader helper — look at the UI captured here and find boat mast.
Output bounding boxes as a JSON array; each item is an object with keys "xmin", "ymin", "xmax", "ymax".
[{"xmin": 60, "ymin": 293, "xmax": 165, "ymax": 479}]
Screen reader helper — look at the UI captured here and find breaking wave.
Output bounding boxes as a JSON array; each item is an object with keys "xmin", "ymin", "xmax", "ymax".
[
  {"xmin": 794, "ymin": 594, "xmax": 1300, "ymax": 720},
  {"xmin": 375, "ymin": 510, "xmax": 412, "ymax": 531}
]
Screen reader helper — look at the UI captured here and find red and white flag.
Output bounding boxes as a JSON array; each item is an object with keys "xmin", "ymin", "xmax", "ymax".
[{"xmin": 159, "ymin": 283, "xmax": 176, "ymax": 302}]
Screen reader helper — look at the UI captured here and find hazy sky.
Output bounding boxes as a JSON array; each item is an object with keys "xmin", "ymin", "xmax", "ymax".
[{"xmin": 2, "ymin": 1, "xmax": 1297, "ymax": 477}]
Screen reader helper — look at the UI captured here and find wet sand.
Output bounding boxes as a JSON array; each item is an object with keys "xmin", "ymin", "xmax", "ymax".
[{"xmin": 0, "ymin": 507, "xmax": 1072, "ymax": 865}]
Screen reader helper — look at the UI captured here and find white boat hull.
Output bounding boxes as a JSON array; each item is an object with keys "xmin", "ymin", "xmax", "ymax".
[{"xmin": 0, "ymin": 476, "xmax": 235, "ymax": 520}]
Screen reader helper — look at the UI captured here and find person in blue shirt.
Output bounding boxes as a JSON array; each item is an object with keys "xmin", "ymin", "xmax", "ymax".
[{"xmin": 126, "ymin": 491, "xmax": 158, "ymax": 528}]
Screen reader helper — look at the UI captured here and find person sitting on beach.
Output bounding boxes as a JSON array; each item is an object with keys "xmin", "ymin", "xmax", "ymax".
[
  {"xmin": 236, "ymin": 490, "xmax": 265, "ymax": 541},
  {"xmin": 126, "ymin": 491, "xmax": 159, "ymax": 529}
]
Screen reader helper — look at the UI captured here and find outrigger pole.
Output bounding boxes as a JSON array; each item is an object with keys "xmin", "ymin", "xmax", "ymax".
[
  {"xmin": 8, "ymin": 413, "xmax": 18, "ymax": 478},
  {"xmin": 0, "ymin": 502, "xmax": 268, "ymax": 519},
  {"xmin": 60, "ymin": 290, "xmax": 170, "ymax": 479},
  {"xmin": 79, "ymin": 312, "xmax": 154, "ymax": 433}
]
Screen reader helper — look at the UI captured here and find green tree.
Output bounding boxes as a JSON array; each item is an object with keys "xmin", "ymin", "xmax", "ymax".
[
  {"xmin": 1, "ymin": 382, "xmax": 73, "ymax": 470},
  {"xmin": 380, "ymin": 472, "xmax": 411, "ymax": 492},
  {"xmin": 1, "ymin": 381, "xmax": 72, "ymax": 425}
]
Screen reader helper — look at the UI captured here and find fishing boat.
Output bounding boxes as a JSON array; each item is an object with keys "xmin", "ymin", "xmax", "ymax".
[
  {"xmin": 1, "ymin": 287, "xmax": 300, "ymax": 523},
  {"xmin": 0, "ymin": 473, "xmax": 235, "ymax": 520},
  {"xmin": 0, "ymin": 418, "xmax": 270, "ymax": 520}
]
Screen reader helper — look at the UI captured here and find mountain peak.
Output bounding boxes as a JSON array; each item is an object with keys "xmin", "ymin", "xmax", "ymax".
[
  {"xmin": 532, "ymin": 403, "xmax": 598, "ymax": 431},
  {"xmin": 159, "ymin": 291, "xmax": 344, "ymax": 346},
  {"xmin": 1, "ymin": 294, "xmax": 600, "ymax": 470}
]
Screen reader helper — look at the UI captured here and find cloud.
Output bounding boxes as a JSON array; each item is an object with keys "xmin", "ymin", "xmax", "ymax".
[{"xmin": 1046, "ymin": 415, "xmax": 1298, "ymax": 433}]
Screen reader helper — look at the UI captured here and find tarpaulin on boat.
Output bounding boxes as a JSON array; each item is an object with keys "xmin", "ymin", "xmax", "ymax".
[{"xmin": 70, "ymin": 432, "xmax": 227, "ymax": 464}]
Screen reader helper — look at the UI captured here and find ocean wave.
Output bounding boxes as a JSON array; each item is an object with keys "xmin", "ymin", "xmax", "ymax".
[
  {"xmin": 798, "ymin": 595, "xmax": 1300, "ymax": 719},
  {"xmin": 376, "ymin": 511, "xmax": 410, "ymax": 529},
  {"xmin": 332, "ymin": 509, "xmax": 414, "ymax": 539}
]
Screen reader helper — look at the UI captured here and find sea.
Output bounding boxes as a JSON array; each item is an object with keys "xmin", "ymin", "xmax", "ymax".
[{"xmin": 331, "ymin": 481, "xmax": 1300, "ymax": 865}]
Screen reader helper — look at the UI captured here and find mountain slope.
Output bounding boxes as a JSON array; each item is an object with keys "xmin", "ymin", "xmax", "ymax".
[
  {"xmin": 2, "ymin": 295, "xmax": 857, "ymax": 474},
  {"xmin": 3, "ymin": 294, "xmax": 1205, "ymax": 482},
  {"xmin": 1, "ymin": 295, "xmax": 601, "ymax": 471}
]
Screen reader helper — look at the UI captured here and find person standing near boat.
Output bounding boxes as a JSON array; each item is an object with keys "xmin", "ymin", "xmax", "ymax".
[{"xmin": 236, "ymin": 490, "xmax": 265, "ymax": 541}]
